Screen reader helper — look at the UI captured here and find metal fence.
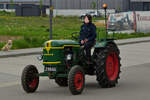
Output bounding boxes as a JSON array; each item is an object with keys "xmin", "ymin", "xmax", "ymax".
[{"xmin": 0, "ymin": 0, "xmax": 128, "ymax": 10}]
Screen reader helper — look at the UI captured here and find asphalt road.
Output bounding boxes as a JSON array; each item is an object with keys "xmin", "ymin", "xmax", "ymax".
[{"xmin": 0, "ymin": 42, "xmax": 150, "ymax": 100}]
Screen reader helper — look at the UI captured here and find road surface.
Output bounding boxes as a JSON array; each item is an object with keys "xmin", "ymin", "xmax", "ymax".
[{"xmin": 0, "ymin": 42, "xmax": 150, "ymax": 100}]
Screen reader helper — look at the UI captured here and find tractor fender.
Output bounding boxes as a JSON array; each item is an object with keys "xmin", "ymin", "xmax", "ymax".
[
  {"xmin": 92, "ymin": 40, "xmax": 118, "ymax": 58},
  {"xmin": 94, "ymin": 40, "xmax": 116, "ymax": 48},
  {"xmin": 93, "ymin": 40, "xmax": 117, "ymax": 53}
]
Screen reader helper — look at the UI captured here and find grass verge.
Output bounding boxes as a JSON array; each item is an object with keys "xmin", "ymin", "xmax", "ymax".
[{"xmin": 0, "ymin": 11, "xmax": 150, "ymax": 49}]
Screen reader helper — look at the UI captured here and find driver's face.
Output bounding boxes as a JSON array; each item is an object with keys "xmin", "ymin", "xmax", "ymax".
[{"xmin": 84, "ymin": 16, "xmax": 89, "ymax": 24}]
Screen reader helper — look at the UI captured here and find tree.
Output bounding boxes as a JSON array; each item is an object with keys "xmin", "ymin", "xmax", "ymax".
[
  {"xmin": 40, "ymin": 0, "xmax": 43, "ymax": 16},
  {"xmin": 117, "ymin": 6, "xmax": 121, "ymax": 12},
  {"xmin": 10, "ymin": 0, "xmax": 14, "ymax": 9},
  {"xmin": 91, "ymin": 1, "xmax": 96, "ymax": 10}
]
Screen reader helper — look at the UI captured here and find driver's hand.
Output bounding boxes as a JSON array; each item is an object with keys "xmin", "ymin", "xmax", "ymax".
[
  {"xmin": 84, "ymin": 39, "xmax": 88, "ymax": 43},
  {"xmin": 81, "ymin": 40, "xmax": 84, "ymax": 44}
]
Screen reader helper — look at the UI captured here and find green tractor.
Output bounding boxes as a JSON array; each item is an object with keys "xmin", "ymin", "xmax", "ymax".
[
  {"xmin": 21, "ymin": 4, "xmax": 121, "ymax": 95},
  {"xmin": 21, "ymin": 37, "xmax": 121, "ymax": 95}
]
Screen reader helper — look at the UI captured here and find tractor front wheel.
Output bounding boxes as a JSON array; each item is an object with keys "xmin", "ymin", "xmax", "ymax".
[
  {"xmin": 68, "ymin": 65, "xmax": 85, "ymax": 95},
  {"xmin": 21, "ymin": 65, "xmax": 39, "ymax": 93}
]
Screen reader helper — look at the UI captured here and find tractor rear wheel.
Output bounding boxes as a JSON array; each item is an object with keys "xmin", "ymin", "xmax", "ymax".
[
  {"xmin": 21, "ymin": 65, "xmax": 39, "ymax": 93},
  {"xmin": 68, "ymin": 65, "xmax": 85, "ymax": 95},
  {"xmin": 95, "ymin": 43, "xmax": 121, "ymax": 88},
  {"xmin": 55, "ymin": 78, "xmax": 68, "ymax": 87}
]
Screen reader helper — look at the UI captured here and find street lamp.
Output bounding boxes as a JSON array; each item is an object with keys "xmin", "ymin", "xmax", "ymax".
[
  {"xmin": 96, "ymin": 0, "xmax": 99, "ymax": 16},
  {"xmin": 103, "ymin": 3, "xmax": 108, "ymax": 37}
]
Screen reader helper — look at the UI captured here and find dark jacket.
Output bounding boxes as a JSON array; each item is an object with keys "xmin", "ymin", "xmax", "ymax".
[{"xmin": 79, "ymin": 22, "xmax": 96, "ymax": 42}]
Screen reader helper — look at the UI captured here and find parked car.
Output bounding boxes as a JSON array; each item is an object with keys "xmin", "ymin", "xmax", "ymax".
[{"xmin": 80, "ymin": 11, "xmax": 99, "ymax": 19}]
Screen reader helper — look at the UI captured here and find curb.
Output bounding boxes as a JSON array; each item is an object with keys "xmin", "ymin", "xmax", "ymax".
[
  {"xmin": 0, "ymin": 51, "xmax": 41, "ymax": 58},
  {"xmin": 116, "ymin": 39, "xmax": 150, "ymax": 45},
  {"xmin": 0, "ymin": 38, "xmax": 150, "ymax": 58}
]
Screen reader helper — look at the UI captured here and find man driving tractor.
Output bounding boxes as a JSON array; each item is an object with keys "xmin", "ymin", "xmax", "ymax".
[{"xmin": 79, "ymin": 14, "xmax": 97, "ymax": 63}]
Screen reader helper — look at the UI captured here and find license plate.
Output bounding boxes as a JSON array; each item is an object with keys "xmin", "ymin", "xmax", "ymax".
[{"xmin": 45, "ymin": 67, "xmax": 56, "ymax": 72}]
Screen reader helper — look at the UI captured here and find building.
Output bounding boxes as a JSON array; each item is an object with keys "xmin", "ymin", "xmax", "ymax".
[
  {"xmin": 0, "ymin": 0, "xmax": 40, "ymax": 9},
  {"xmin": 43, "ymin": 0, "xmax": 150, "ymax": 11},
  {"xmin": 130, "ymin": 0, "xmax": 150, "ymax": 11},
  {"xmin": 0, "ymin": 0, "xmax": 150, "ymax": 11}
]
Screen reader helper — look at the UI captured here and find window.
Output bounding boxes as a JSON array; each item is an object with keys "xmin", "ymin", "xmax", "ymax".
[
  {"xmin": 0, "ymin": 4, "xmax": 4, "ymax": 9},
  {"xmin": 7, "ymin": 4, "xmax": 18, "ymax": 9},
  {"xmin": 143, "ymin": 2, "xmax": 150, "ymax": 11}
]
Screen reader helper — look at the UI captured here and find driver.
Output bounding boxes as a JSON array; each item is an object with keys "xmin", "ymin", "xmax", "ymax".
[{"xmin": 79, "ymin": 14, "xmax": 97, "ymax": 64}]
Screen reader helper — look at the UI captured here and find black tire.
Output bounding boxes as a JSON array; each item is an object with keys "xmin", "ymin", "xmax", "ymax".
[
  {"xmin": 21, "ymin": 65, "xmax": 39, "ymax": 93},
  {"xmin": 95, "ymin": 43, "xmax": 121, "ymax": 88},
  {"xmin": 68, "ymin": 65, "xmax": 85, "ymax": 95},
  {"xmin": 55, "ymin": 78, "xmax": 68, "ymax": 87}
]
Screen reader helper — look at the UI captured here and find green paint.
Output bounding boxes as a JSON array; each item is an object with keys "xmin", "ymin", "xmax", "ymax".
[
  {"xmin": 56, "ymin": 74, "xmax": 68, "ymax": 78},
  {"xmin": 39, "ymin": 72, "xmax": 49, "ymax": 76},
  {"xmin": 51, "ymin": 40, "xmax": 79, "ymax": 47}
]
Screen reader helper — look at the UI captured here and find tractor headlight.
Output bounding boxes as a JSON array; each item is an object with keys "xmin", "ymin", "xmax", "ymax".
[
  {"xmin": 66, "ymin": 54, "xmax": 72, "ymax": 60},
  {"xmin": 37, "ymin": 55, "xmax": 43, "ymax": 61}
]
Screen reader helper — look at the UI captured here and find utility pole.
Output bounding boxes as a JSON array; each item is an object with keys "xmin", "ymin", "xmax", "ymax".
[
  {"xmin": 49, "ymin": 0, "xmax": 53, "ymax": 40},
  {"xmin": 103, "ymin": 4, "xmax": 108, "ymax": 37},
  {"xmin": 96, "ymin": 0, "xmax": 99, "ymax": 15}
]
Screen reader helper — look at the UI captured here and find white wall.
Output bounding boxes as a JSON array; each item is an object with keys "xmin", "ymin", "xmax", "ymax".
[
  {"xmin": 136, "ymin": 11, "xmax": 150, "ymax": 33},
  {"xmin": 46, "ymin": 9, "xmax": 116, "ymax": 17},
  {"xmin": 0, "ymin": 9, "xmax": 15, "ymax": 12}
]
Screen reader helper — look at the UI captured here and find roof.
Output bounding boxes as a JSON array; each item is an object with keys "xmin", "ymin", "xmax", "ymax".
[
  {"xmin": 0, "ymin": 0, "xmax": 39, "ymax": 2},
  {"xmin": 131, "ymin": 0, "xmax": 150, "ymax": 2},
  {"xmin": 0, "ymin": 0, "xmax": 49, "ymax": 5},
  {"xmin": 0, "ymin": 0, "xmax": 40, "ymax": 3}
]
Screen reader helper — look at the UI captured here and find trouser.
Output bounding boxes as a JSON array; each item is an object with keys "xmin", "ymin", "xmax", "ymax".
[{"xmin": 81, "ymin": 41, "xmax": 95, "ymax": 58}]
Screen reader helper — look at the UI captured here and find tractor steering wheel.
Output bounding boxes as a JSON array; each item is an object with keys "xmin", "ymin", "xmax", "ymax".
[{"xmin": 71, "ymin": 32, "xmax": 80, "ymax": 40}]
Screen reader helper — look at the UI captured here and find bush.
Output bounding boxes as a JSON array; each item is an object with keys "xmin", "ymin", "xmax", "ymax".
[
  {"xmin": 0, "ymin": 10, "xmax": 15, "ymax": 16},
  {"xmin": 0, "ymin": 42, "xmax": 5, "ymax": 50},
  {"xmin": 12, "ymin": 39, "xmax": 30, "ymax": 49}
]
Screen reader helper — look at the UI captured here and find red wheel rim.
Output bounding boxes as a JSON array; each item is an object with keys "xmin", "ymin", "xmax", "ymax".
[
  {"xmin": 29, "ymin": 78, "xmax": 38, "ymax": 89},
  {"xmin": 106, "ymin": 52, "xmax": 119, "ymax": 81},
  {"xmin": 74, "ymin": 72, "xmax": 84, "ymax": 90}
]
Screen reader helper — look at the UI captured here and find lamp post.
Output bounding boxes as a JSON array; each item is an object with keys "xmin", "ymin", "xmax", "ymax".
[
  {"xmin": 49, "ymin": 0, "xmax": 53, "ymax": 40},
  {"xmin": 102, "ymin": 4, "xmax": 108, "ymax": 37},
  {"xmin": 96, "ymin": 0, "xmax": 99, "ymax": 16}
]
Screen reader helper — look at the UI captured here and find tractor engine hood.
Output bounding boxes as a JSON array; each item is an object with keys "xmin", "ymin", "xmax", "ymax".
[
  {"xmin": 44, "ymin": 40, "xmax": 80, "ymax": 47},
  {"xmin": 42, "ymin": 40, "xmax": 80, "ymax": 65}
]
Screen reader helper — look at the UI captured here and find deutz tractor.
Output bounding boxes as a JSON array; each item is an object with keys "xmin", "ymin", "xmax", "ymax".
[{"xmin": 21, "ymin": 4, "xmax": 121, "ymax": 95}]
